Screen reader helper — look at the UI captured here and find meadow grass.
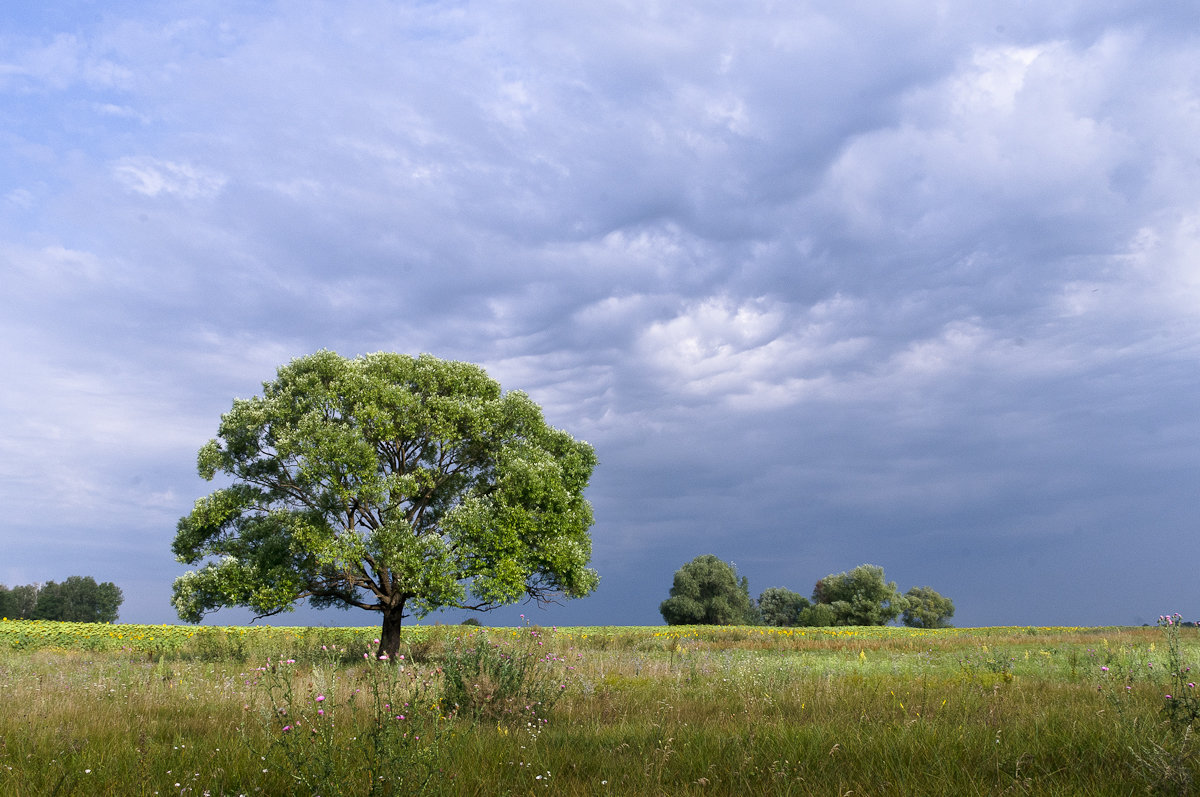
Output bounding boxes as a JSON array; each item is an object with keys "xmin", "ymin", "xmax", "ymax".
[{"xmin": 1, "ymin": 620, "xmax": 1196, "ymax": 795}]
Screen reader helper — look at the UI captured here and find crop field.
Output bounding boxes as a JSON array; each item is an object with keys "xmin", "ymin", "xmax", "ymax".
[{"xmin": 2, "ymin": 619, "xmax": 1198, "ymax": 795}]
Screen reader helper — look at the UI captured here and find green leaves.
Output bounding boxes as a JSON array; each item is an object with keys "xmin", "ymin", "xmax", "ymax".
[
  {"xmin": 660, "ymin": 555, "xmax": 756, "ymax": 626},
  {"xmin": 171, "ymin": 351, "xmax": 598, "ymax": 640},
  {"xmin": 901, "ymin": 586, "xmax": 955, "ymax": 628},
  {"xmin": 812, "ymin": 564, "xmax": 907, "ymax": 626}
]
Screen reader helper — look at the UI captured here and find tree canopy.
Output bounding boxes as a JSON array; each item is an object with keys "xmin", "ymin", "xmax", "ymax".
[
  {"xmin": 901, "ymin": 585, "xmax": 955, "ymax": 628},
  {"xmin": 171, "ymin": 351, "xmax": 598, "ymax": 659},
  {"xmin": 660, "ymin": 554, "xmax": 757, "ymax": 625},
  {"xmin": 757, "ymin": 587, "xmax": 810, "ymax": 627},
  {"xmin": 812, "ymin": 564, "xmax": 906, "ymax": 626},
  {"xmin": 0, "ymin": 577, "xmax": 122, "ymax": 622}
]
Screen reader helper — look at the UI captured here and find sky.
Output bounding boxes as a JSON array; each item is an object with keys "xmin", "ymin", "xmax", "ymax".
[{"xmin": 2, "ymin": 1, "xmax": 1198, "ymax": 630}]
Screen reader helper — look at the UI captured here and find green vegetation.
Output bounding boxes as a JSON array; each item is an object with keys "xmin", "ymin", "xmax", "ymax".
[
  {"xmin": 667, "ymin": 557, "xmax": 954, "ymax": 629},
  {"xmin": 902, "ymin": 584, "xmax": 957, "ymax": 629},
  {"xmin": 0, "ymin": 576, "xmax": 123, "ymax": 623},
  {"xmin": 172, "ymin": 351, "xmax": 598, "ymax": 660},
  {"xmin": 2, "ymin": 619, "xmax": 1198, "ymax": 795},
  {"xmin": 660, "ymin": 554, "xmax": 756, "ymax": 625},
  {"xmin": 811, "ymin": 563, "xmax": 907, "ymax": 626}
]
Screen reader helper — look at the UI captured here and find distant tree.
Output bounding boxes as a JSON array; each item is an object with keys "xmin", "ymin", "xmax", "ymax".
[
  {"xmin": 29, "ymin": 582, "xmax": 61, "ymax": 621},
  {"xmin": 901, "ymin": 586, "xmax": 955, "ymax": 628},
  {"xmin": 812, "ymin": 564, "xmax": 906, "ymax": 626},
  {"xmin": 7, "ymin": 584, "xmax": 39, "ymax": 619},
  {"xmin": 797, "ymin": 602, "xmax": 838, "ymax": 627},
  {"xmin": 0, "ymin": 585, "xmax": 11, "ymax": 619},
  {"xmin": 758, "ymin": 587, "xmax": 810, "ymax": 627},
  {"xmin": 660, "ymin": 555, "xmax": 756, "ymax": 625},
  {"xmin": 31, "ymin": 576, "xmax": 123, "ymax": 623}
]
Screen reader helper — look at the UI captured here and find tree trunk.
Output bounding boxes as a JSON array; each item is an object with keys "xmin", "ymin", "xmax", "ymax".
[{"xmin": 377, "ymin": 601, "xmax": 406, "ymax": 661}]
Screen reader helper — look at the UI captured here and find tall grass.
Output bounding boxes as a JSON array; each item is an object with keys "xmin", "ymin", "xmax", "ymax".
[{"xmin": 0, "ymin": 621, "xmax": 1195, "ymax": 795}]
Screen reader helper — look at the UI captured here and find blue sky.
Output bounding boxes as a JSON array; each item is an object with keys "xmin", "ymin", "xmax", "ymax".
[{"xmin": 2, "ymin": 1, "xmax": 1198, "ymax": 629}]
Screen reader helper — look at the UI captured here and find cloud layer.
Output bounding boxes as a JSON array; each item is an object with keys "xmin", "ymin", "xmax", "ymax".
[{"xmin": 2, "ymin": 1, "xmax": 1199, "ymax": 627}]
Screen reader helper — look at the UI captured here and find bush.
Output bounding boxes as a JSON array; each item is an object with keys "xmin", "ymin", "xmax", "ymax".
[{"xmin": 440, "ymin": 628, "xmax": 569, "ymax": 724}]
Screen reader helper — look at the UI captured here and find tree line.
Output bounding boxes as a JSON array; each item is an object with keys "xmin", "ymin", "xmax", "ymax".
[
  {"xmin": 0, "ymin": 576, "xmax": 124, "ymax": 623},
  {"xmin": 660, "ymin": 555, "xmax": 954, "ymax": 628}
]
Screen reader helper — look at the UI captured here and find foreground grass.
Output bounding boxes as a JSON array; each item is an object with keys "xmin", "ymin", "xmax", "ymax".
[{"xmin": 1, "ymin": 621, "xmax": 1196, "ymax": 795}]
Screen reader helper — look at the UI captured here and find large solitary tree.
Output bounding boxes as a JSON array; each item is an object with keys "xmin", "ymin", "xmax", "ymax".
[{"xmin": 172, "ymin": 351, "xmax": 599, "ymax": 659}]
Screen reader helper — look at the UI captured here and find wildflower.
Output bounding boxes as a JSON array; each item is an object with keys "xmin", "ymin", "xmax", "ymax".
[
  {"xmin": 1101, "ymin": 666, "xmax": 1109, "ymax": 673},
  {"xmin": 316, "ymin": 694, "xmax": 325, "ymax": 702},
  {"xmin": 283, "ymin": 725, "xmax": 292, "ymax": 732}
]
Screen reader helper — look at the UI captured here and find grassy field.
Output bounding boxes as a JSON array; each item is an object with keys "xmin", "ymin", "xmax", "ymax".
[{"xmin": 2, "ymin": 619, "xmax": 1198, "ymax": 795}]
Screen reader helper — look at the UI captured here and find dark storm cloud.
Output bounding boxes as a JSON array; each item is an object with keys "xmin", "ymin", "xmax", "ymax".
[{"xmin": 2, "ymin": 1, "xmax": 1199, "ymax": 626}]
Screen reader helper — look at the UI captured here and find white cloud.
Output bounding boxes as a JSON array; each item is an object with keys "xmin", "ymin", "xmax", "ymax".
[
  {"xmin": 111, "ymin": 157, "xmax": 227, "ymax": 199},
  {"xmin": 636, "ymin": 295, "xmax": 873, "ymax": 409}
]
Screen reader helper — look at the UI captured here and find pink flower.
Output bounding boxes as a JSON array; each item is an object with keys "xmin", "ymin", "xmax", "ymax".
[
  {"xmin": 316, "ymin": 694, "xmax": 325, "ymax": 702},
  {"xmin": 282, "ymin": 725, "xmax": 292, "ymax": 732}
]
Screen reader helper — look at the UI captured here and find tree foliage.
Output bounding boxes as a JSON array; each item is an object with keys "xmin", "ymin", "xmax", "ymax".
[
  {"xmin": 797, "ymin": 601, "xmax": 839, "ymax": 627},
  {"xmin": 901, "ymin": 585, "xmax": 955, "ymax": 628},
  {"xmin": 660, "ymin": 555, "xmax": 756, "ymax": 625},
  {"xmin": 0, "ymin": 577, "xmax": 122, "ymax": 622},
  {"xmin": 171, "ymin": 351, "xmax": 598, "ymax": 659},
  {"xmin": 812, "ymin": 564, "xmax": 906, "ymax": 626},
  {"xmin": 757, "ymin": 587, "xmax": 810, "ymax": 627}
]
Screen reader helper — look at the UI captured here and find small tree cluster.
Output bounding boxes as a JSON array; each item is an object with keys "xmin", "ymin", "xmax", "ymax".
[
  {"xmin": 0, "ymin": 576, "xmax": 123, "ymax": 623},
  {"xmin": 764, "ymin": 564, "xmax": 954, "ymax": 628},
  {"xmin": 660, "ymin": 556, "xmax": 954, "ymax": 628}
]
